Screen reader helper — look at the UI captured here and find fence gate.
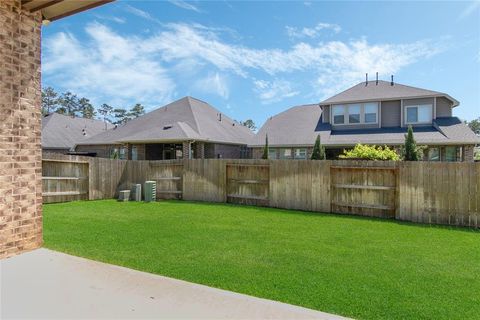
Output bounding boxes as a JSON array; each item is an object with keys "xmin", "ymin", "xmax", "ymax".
[
  {"xmin": 42, "ymin": 159, "xmax": 89, "ymax": 203},
  {"xmin": 330, "ymin": 163, "xmax": 398, "ymax": 218},
  {"xmin": 226, "ymin": 163, "xmax": 270, "ymax": 206},
  {"xmin": 149, "ymin": 162, "xmax": 184, "ymax": 199}
]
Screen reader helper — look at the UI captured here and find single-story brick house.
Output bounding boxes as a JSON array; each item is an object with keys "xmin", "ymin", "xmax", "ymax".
[
  {"xmin": 42, "ymin": 113, "xmax": 113, "ymax": 154},
  {"xmin": 250, "ymin": 80, "xmax": 479, "ymax": 161},
  {"xmin": 75, "ymin": 96, "xmax": 253, "ymax": 160}
]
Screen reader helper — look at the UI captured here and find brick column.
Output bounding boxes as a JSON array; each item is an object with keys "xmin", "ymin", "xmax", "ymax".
[
  {"xmin": 195, "ymin": 142, "xmax": 205, "ymax": 159},
  {"xmin": 0, "ymin": 1, "xmax": 43, "ymax": 258},
  {"xmin": 182, "ymin": 141, "xmax": 190, "ymax": 159},
  {"xmin": 464, "ymin": 145, "xmax": 474, "ymax": 162}
]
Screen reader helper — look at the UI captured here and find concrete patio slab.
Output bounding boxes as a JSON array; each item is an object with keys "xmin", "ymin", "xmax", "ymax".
[{"xmin": 1, "ymin": 249, "xmax": 348, "ymax": 319}]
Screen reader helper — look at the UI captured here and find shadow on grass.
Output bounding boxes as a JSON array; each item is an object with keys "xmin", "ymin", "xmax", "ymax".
[{"xmin": 156, "ymin": 199, "xmax": 480, "ymax": 234}]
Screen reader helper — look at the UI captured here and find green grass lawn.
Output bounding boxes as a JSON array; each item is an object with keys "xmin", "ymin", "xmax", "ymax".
[{"xmin": 43, "ymin": 200, "xmax": 480, "ymax": 319}]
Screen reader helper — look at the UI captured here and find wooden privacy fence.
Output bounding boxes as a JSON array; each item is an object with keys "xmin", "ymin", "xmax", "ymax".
[
  {"xmin": 42, "ymin": 159, "xmax": 89, "ymax": 203},
  {"xmin": 42, "ymin": 154, "xmax": 480, "ymax": 228}
]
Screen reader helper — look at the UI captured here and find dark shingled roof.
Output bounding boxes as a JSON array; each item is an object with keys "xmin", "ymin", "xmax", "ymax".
[
  {"xmin": 321, "ymin": 80, "xmax": 459, "ymax": 106},
  {"xmin": 42, "ymin": 113, "xmax": 113, "ymax": 150},
  {"xmin": 76, "ymin": 97, "xmax": 254, "ymax": 146},
  {"xmin": 250, "ymin": 103, "xmax": 479, "ymax": 147}
]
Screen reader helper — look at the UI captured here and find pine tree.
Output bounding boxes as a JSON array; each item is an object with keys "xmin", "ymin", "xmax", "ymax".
[
  {"xmin": 262, "ymin": 134, "xmax": 269, "ymax": 159},
  {"xmin": 311, "ymin": 135, "xmax": 325, "ymax": 160},
  {"xmin": 98, "ymin": 103, "xmax": 113, "ymax": 130},
  {"xmin": 404, "ymin": 125, "xmax": 419, "ymax": 161},
  {"xmin": 58, "ymin": 91, "xmax": 80, "ymax": 116},
  {"xmin": 129, "ymin": 103, "xmax": 145, "ymax": 118},
  {"xmin": 41, "ymin": 87, "xmax": 59, "ymax": 115},
  {"xmin": 113, "ymin": 108, "xmax": 131, "ymax": 125},
  {"xmin": 78, "ymin": 97, "xmax": 96, "ymax": 119}
]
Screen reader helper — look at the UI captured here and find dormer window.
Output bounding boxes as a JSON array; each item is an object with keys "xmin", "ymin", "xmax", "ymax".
[{"xmin": 332, "ymin": 102, "xmax": 378, "ymax": 125}]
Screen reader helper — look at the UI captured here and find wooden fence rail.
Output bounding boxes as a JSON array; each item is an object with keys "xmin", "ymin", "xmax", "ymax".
[{"xmin": 42, "ymin": 154, "xmax": 480, "ymax": 228}]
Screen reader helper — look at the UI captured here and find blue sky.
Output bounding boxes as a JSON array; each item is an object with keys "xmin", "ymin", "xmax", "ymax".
[{"xmin": 42, "ymin": 0, "xmax": 480, "ymax": 127}]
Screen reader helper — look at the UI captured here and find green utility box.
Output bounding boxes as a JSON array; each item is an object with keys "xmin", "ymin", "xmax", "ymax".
[{"xmin": 144, "ymin": 181, "xmax": 156, "ymax": 202}]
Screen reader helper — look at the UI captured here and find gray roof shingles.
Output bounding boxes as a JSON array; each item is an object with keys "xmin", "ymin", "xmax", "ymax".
[
  {"xmin": 320, "ymin": 80, "xmax": 458, "ymax": 106},
  {"xmin": 42, "ymin": 113, "xmax": 113, "ymax": 150},
  {"xmin": 250, "ymin": 105, "xmax": 479, "ymax": 147},
  {"xmin": 76, "ymin": 97, "xmax": 254, "ymax": 146},
  {"xmin": 251, "ymin": 81, "xmax": 476, "ymax": 147}
]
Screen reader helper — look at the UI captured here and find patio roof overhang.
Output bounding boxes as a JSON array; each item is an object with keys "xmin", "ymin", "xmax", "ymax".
[{"xmin": 21, "ymin": 0, "xmax": 114, "ymax": 22}]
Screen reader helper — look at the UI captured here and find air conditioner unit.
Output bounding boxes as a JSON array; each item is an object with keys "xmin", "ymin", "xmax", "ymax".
[
  {"xmin": 144, "ymin": 181, "xmax": 156, "ymax": 202},
  {"xmin": 131, "ymin": 184, "xmax": 142, "ymax": 201}
]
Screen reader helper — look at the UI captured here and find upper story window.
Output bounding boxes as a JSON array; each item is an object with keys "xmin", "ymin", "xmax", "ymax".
[
  {"xmin": 348, "ymin": 104, "xmax": 361, "ymax": 123},
  {"xmin": 406, "ymin": 105, "xmax": 432, "ymax": 124},
  {"xmin": 333, "ymin": 105, "xmax": 345, "ymax": 124},
  {"xmin": 364, "ymin": 103, "xmax": 378, "ymax": 123},
  {"xmin": 332, "ymin": 102, "xmax": 378, "ymax": 125}
]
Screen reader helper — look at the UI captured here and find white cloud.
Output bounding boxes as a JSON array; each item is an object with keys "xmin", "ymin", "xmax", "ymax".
[
  {"xmin": 168, "ymin": 0, "xmax": 202, "ymax": 12},
  {"xmin": 43, "ymin": 21, "xmax": 442, "ymax": 108},
  {"xmin": 43, "ymin": 23, "xmax": 175, "ymax": 108},
  {"xmin": 142, "ymin": 23, "xmax": 439, "ymax": 100},
  {"xmin": 124, "ymin": 4, "xmax": 160, "ymax": 23},
  {"xmin": 286, "ymin": 22, "xmax": 341, "ymax": 39},
  {"xmin": 254, "ymin": 79, "xmax": 299, "ymax": 104},
  {"xmin": 93, "ymin": 14, "xmax": 126, "ymax": 24},
  {"xmin": 459, "ymin": 1, "xmax": 480, "ymax": 20},
  {"xmin": 193, "ymin": 72, "xmax": 230, "ymax": 99}
]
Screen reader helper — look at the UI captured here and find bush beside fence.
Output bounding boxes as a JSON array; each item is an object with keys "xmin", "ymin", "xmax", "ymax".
[{"xmin": 42, "ymin": 153, "xmax": 480, "ymax": 228}]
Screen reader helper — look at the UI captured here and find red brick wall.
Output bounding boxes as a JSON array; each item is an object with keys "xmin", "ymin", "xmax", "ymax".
[{"xmin": 0, "ymin": 0, "xmax": 43, "ymax": 259}]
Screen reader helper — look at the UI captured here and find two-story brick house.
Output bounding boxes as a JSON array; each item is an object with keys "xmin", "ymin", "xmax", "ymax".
[{"xmin": 251, "ymin": 80, "xmax": 479, "ymax": 161}]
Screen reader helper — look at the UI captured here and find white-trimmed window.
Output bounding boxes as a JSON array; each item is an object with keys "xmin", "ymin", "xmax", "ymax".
[
  {"xmin": 348, "ymin": 104, "xmax": 361, "ymax": 124},
  {"xmin": 406, "ymin": 105, "xmax": 432, "ymax": 124},
  {"xmin": 332, "ymin": 103, "xmax": 378, "ymax": 125},
  {"xmin": 131, "ymin": 146, "xmax": 138, "ymax": 160},
  {"xmin": 119, "ymin": 147, "xmax": 127, "ymax": 160},
  {"xmin": 333, "ymin": 105, "xmax": 345, "ymax": 124},
  {"xmin": 279, "ymin": 148, "xmax": 293, "ymax": 159},
  {"xmin": 268, "ymin": 149, "xmax": 277, "ymax": 159},
  {"xmin": 294, "ymin": 148, "xmax": 307, "ymax": 159},
  {"xmin": 364, "ymin": 102, "xmax": 378, "ymax": 123},
  {"xmin": 428, "ymin": 147, "xmax": 440, "ymax": 161}
]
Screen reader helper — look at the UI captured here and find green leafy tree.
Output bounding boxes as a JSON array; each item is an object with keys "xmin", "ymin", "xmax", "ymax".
[
  {"xmin": 129, "ymin": 103, "xmax": 145, "ymax": 118},
  {"xmin": 311, "ymin": 135, "xmax": 326, "ymax": 160},
  {"xmin": 241, "ymin": 119, "xmax": 257, "ymax": 131},
  {"xmin": 340, "ymin": 144, "xmax": 400, "ymax": 161},
  {"xmin": 41, "ymin": 87, "xmax": 59, "ymax": 115},
  {"xmin": 466, "ymin": 118, "xmax": 480, "ymax": 135},
  {"xmin": 403, "ymin": 125, "xmax": 419, "ymax": 161},
  {"xmin": 58, "ymin": 91, "xmax": 80, "ymax": 116},
  {"xmin": 262, "ymin": 134, "xmax": 269, "ymax": 159},
  {"xmin": 78, "ymin": 97, "xmax": 96, "ymax": 119},
  {"xmin": 113, "ymin": 108, "xmax": 131, "ymax": 125}
]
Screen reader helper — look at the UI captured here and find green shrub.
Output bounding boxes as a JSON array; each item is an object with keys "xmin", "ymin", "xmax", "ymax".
[
  {"xmin": 262, "ymin": 134, "xmax": 269, "ymax": 160},
  {"xmin": 339, "ymin": 144, "xmax": 400, "ymax": 161},
  {"xmin": 403, "ymin": 125, "xmax": 419, "ymax": 161},
  {"xmin": 311, "ymin": 135, "xmax": 326, "ymax": 160}
]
